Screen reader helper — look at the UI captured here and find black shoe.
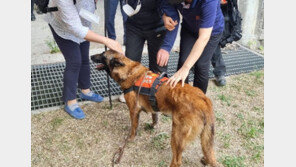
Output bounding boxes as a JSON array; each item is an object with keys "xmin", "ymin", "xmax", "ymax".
[
  {"xmin": 215, "ymin": 75, "xmax": 226, "ymax": 86},
  {"xmin": 31, "ymin": 14, "xmax": 36, "ymax": 21}
]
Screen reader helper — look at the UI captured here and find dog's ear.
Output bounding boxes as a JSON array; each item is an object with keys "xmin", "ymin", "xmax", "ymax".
[{"xmin": 110, "ymin": 58, "xmax": 125, "ymax": 67}]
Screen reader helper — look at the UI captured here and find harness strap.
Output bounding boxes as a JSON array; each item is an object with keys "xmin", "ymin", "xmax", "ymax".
[
  {"xmin": 122, "ymin": 72, "xmax": 168, "ymax": 112},
  {"xmin": 149, "ymin": 72, "xmax": 167, "ymax": 111}
]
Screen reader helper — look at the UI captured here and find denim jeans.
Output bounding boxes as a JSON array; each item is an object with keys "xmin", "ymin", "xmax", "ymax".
[{"xmin": 105, "ymin": 0, "xmax": 127, "ymax": 42}]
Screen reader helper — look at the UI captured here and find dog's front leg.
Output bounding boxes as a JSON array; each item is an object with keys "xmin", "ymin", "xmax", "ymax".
[
  {"xmin": 151, "ymin": 113, "xmax": 158, "ymax": 127},
  {"xmin": 128, "ymin": 108, "xmax": 140, "ymax": 142}
]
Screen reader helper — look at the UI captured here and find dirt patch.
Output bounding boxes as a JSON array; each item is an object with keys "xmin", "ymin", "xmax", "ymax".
[{"xmin": 32, "ymin": 70, "xmax": 264, "ymax": 167}]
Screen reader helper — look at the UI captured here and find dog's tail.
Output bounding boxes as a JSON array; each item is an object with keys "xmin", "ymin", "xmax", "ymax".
[{"xmin": 200, "ymin": 97, "xmax": 217, "ymax": 167}]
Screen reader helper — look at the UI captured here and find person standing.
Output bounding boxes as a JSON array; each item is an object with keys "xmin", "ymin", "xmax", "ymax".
[
  {"xmin": 118, "ymin": 0, "xmax": 167, "ymax": 102},
  {"xmin": 44, "ymin": 0, "xmax": 123, "ymax": 119},
  {"xmin": 105, "ymin": 0, "xmax": 128, "ymax": 44},
  {"xmin": 157, "ymin": 0, "xmax": 224, "ymax": 94},
  {"xmin": 211, "ymin": 0, "xmax": 243, "ymax": 86}
]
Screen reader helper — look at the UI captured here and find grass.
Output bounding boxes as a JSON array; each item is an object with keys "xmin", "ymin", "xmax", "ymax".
[
  {"xmin": 220, "ymin": 155, "xmax": 246, "ymax": 167},
  {"xmin": 218, "ymin": 94, "xmax": 232, "ymax": 106},
  {"xmin": 45, "ymin": 40, "xmax": 60, "ymax": 54},
  {"xmin": 32, "ymin": 70, "xmax": 264, "ymax": 167},
  {"xmin": 151, "ymin": 133, "xmax": 170, "ymax": 150}
]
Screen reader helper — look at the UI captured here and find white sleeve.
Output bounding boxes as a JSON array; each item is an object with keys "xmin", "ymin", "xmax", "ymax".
[{"xmin": 56, "ymin": 0, "xmax": 89, "ymax": 39}]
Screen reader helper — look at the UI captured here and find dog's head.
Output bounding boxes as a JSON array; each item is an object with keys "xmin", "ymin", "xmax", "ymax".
[
  {"xmin": 91, "ymin": 50, "xmax": 125, "ymax": 73},
  {"xmin": 91, "ymin": 50, "xmax": 144, "ymax": 85}
]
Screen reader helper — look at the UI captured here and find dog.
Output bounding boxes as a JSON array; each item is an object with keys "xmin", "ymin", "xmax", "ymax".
[{"xmin": 91, "ymin": 50, "xmax": 217, "ymax": 167}]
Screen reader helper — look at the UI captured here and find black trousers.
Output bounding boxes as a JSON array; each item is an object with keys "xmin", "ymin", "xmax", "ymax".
[
  {"xmin": 178, "ymin": 27, "xmax": 222, "ymax": 94},
  {"xmin": 211, "ymin": 45, "xmax": 226, "ymax": 77},
  {"xmin": 125, "ymin": 23, "xmax": 167, "ymax": 73}
]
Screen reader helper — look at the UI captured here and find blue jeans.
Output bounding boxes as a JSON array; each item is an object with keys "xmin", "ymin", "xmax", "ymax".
[
  {"xmin": 49, "ymin": 25, "xmax": 91, "ymax": 102},
  {"xmin": 105, "ymin": 0, "xmax": 127, "ymax": 42}
]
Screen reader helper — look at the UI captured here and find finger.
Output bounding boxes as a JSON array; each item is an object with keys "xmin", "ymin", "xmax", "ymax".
[
  {"xmin": 164, "ymin": 57, "xmax": 168, "ymax": 66},
  {"xmin": 172, "ymin": 78, "xmax": 179, "ymax": 88},
  {"xmin": 166, "ymin": 77, "xmax": 173, "ymax": 85},
  {"xmin": 157, "ymin": 53, "xmax": 161, "ymax": 65},
  {"xmin": 181, "ymin": 79, "xmax": 185, "ymax": 87}
]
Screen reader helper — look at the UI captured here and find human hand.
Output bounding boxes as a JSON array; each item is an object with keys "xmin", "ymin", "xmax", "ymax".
[
  {"xmin": 166, "ymin": 66, "xmax": 190, "ymax": 88},
  {"xmin": 162, "ymin": 13, "xmax": 178, "ymax": 31},
  {"xmin": 157, "ymin": 49, "xmax": 170, "ymax": 67},
  {"xmin": 105, "ymin": 38, "xmax": 124, "ymax": 55}
]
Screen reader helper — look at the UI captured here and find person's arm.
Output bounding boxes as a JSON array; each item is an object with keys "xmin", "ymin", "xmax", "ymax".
[
  {"xmin": 156, "ymin": 0, "xmax": 180, "ymax": 67},
  {"xmin": 167, "ymin": 0, "xmax": 219, "ymax": 87},
  {"xmin": 56, "ymin": 0, "xmax": 123, "ymax": 54},
  {"xmin": 84, "ymin": 30, "xmax": 123, "ymax": 54}
]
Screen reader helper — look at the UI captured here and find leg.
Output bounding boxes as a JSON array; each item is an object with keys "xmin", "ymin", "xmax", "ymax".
[
  {"xmin": 125, "ymin": 24, "xmax": 145, "ymax": 62},
  {"xmin": 200, "ymin": 124, "xmax": 217, "ymax": 167},
  {"xmin": 49, "ymin": 25, "xmax": 81, "ymax": 103},
  {"xmin": 119, "ymin": 0, "xmax": 128, "ymax": 44},
  {"xmin": 211, "ymin": 45, "xmax": 226, "ymax": 77},
  {"xmin": 178, "ymin": 27, "xmax": 197, "ymax": 83},
  {"xmin": 78, "ymin": 41, "xmax": 91, "ymax": 90},
  {"xmin": 105, "ymin": 0, "xmax": 118, "ymax": 40},
  {"xmin": 170, "ymin": 116, "xmax": 195, "ymax": 167},
  {"xmin": 193, "ymin": 33, "xmax": 223, "ymax": 93},
  {"xmin": 151, "ymin": 113, "xmax": 158, "ymax": 127},
  {"xmin": 125, "ymin": 93, "xmax": 141, "ymax": 141},
  {"xmin": 147, "ymin": 29, "xmax": 167, "ymax": 73}
]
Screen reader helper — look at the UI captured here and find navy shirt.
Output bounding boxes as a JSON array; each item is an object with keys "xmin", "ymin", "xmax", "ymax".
[
  {"xmin": 126, "ymin": 0, "xmax": 164, "ymax": 31},
  {"xmin": 160, "ymin": 0, "xmax": 224, "ymax": 52}
]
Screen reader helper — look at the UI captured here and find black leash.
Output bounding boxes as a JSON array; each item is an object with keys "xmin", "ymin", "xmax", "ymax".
[{"xmin": 104, "ymin": 0, "xmax": 113, "ymax": 109}]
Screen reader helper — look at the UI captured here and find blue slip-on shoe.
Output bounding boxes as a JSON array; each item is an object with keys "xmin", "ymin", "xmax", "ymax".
[
  {"xmin": 80, "ymin": 91, "xmax": 104, "ymax": 102},
  {"xmin": 64, "ymin": 104, "xmax": 85, "ymax": 119}
]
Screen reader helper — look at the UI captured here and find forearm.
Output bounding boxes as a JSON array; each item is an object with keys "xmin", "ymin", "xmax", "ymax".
[
  {"xmin": 84, "ymin": 29, "xmax": 108, "ymax": 45},
  {"xmin": 182, "ymin": 36, "xmax": 210, "ymax": 70}
]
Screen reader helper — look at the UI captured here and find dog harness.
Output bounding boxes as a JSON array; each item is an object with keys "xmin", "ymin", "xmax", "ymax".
[{"xmin": 123, "ymin": 72, "xmax": 168, "ymax": 111}]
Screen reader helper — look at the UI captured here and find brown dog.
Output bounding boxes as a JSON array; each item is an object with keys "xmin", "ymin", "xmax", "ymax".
[{"xmin": 91, "ymin": 50, "xmax": 217, "ymax": 167}]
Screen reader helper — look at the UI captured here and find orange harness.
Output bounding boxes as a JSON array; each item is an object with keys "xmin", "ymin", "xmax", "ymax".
[{"xmin": 123, "ymin": 72, "xmax": 168, "ymax": 111}]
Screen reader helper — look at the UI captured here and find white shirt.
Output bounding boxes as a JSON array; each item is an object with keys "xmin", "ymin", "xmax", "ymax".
[{"xmin": 44, "ymin": 0, "xmax": 96, "ymax": 43}]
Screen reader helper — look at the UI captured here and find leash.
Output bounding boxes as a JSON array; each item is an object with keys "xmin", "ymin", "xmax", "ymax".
[
  {"xmin": 111, "ymin": 71, "xmax": 149, "ymax": 166},
  {"xmin": 104, "ymin": 0, "xmax": 113, "ymax": 109}
]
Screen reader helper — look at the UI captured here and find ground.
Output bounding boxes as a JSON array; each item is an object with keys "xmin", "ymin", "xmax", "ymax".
[{"xmin": 31, "ymin": 70, "xmax": 264, "ymax": 167}]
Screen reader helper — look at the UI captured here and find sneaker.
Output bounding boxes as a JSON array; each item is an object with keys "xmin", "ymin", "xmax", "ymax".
[
  {"xmin": 80, "ymin": 91, "xmax": 104, "ymax": 102},
  {"xmin": 215, "ymin": 75, "xmax": 226, "ymax": 86},
  {"xmin": 64, "ymin": 104, "xmax": 85, "ymax": 119},
  {"xmin": 118, "ymin": 93, "xmax": 126, "ymax": 103}
]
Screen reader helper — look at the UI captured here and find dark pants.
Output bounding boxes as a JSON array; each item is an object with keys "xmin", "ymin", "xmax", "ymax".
[
  {"xmin": 125, "ymin": 23, "xmax": 167, "ymax": 73},
  {"xmin": 49, "ymin": 25, "xmax": 91, "ymax": 102},
  {"xmin": 211, "ymin": 45, "xmax": 226, "ymax": 77},
  {"xmin": 178, "ymin": 27, "xmax": 222, "ymax": 94},
  {"xmin": 105, "ymin": 0, "xmax": 127, "ymax": 42}
]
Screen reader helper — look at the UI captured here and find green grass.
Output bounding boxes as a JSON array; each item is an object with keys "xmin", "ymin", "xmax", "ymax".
[
  {"xmin": 218, "ymin": 94, "xmax": 232, "ymax": 106},
  {"xmin": 161, "ymin": 114, "xmax": 171, "ymax": 123},
  {"xmin": 152, "ymin": 133, "xmax": 170, "ymax": 150},
  {"xmin": 46, "ymin": 40, "xmax": 60, "ymax": 54},
  {"xmin": 144, "ymin": 123, "xmax": 155, "ymax": 132},
  {"xmin": 157, "ymin": 160, "xmax": 167, "ymax": 167},
  {"xmin": 245, "ymin": 90, "xmax": 257, "ymax": 97},
  {"xmin": 220, "ymin": 156, "xmax": 246, "ymax": 167},
  {"xmin": 50, "ymin": 117, "xmax": 64, "ymax": 130},
  {"xmin": 215, "ymin": 112, "xmax": 226, "ymax": 124},
  {"xmin": 221, "ymin": 134, "xmax": 231, "ymax": 149}
]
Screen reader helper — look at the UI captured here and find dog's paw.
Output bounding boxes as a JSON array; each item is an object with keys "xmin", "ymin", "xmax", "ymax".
[
  {"xmin": 200, "ymin": 157, "xmax": 207, "ymax": 166},
  {"xmin": 127, "ymin": 136, "xmax": 135, "ymax": 142}
]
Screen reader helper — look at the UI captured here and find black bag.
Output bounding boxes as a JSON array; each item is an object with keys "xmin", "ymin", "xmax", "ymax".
[
  {"xmin": 219, "ymin": 0, "xmax": 243, "ymax": 48},
  {"xmin": 35, "ymin": 0, "xmax": 76, "ymax": 14}
]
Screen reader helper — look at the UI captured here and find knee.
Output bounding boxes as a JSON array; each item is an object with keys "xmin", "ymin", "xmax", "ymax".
[{"xmin": 66, "ymin": 61, "xmax": 81, "ymax": 72}]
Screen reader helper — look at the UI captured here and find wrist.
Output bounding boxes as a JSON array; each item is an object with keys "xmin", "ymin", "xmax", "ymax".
[{"xmin": 182, "ymin": 64, "xmax": 191, "ymax": 71}]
